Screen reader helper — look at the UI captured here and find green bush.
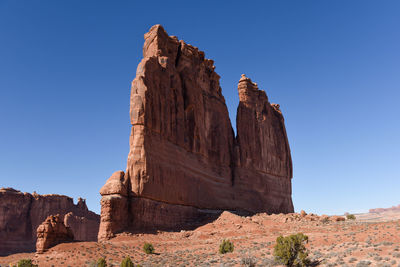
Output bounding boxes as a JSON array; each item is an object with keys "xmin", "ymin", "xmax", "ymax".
[
  {"xmin": 219, "ymin": 239, "xmax": 234, "ymax": 254},
  {"xmin": 273, "ymin": 233, "xmax": 311, "ymax": 267},
  {"xmin": 346, "ymin": 214, "xmax": 356, "ymax": 220},
  {"xmin": 17, "ymin": 259, "xmax": 38, "ymax": 267},
  {"xmin": 120, "ymin": 257, "xmax": 134, "ymax": 267},
  {"xmin": 97, "ymin": 257, "xmax": 107, "ymax": 267},
  {"xmin": 143, "ymin": 242, "xmax": 155, "ymax": 254}
]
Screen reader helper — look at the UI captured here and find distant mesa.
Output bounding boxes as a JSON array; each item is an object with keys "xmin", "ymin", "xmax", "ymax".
[
  {"xmin": 98, "ymin": 24, "xmax": 294, "ymax": 240},
  {"xmin": 369, "ymin": 204, "xmax": 400, "ymax": 213},
  {"xmin": 0, "ymin": 187, "xmax": 100, "ymax": 256}
]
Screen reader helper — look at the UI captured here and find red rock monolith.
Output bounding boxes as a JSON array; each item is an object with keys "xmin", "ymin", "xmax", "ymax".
[{"xmin": 98, "ymin": 25, "xmax": 294, "ymax": 240}]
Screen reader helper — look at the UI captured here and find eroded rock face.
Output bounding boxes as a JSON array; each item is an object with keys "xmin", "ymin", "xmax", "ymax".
[
  {"xmin": 64, "ymin": 212, "xmax": 99, "ymax": 242},
  {"xmin": 369, "ymin": 204, "xmax": 400, "ymax": 213},
  {"xmin": 0, "ymin": 188, "xmax": 99, "ymax": 256},
  {"xmin": 99, "ymin": 25, "xmax": 293, "ymax": 239},
  {"xmin": 36, "ymin": 215, "xmax": 74, "ymax": 253}
]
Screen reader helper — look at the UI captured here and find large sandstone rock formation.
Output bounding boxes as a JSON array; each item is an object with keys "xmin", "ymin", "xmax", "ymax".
[
  {"xmin": 0, "ymin": 188, "xmax": 100, "ymax": 256},
  {"xmin": 99, "ymin": 25, "xmax": 293, "ymax": 240},
  {"xmin": 370, "ymin": 204, "xmax": 400, "ymax": 213},
  {"xmin": 36, "ymin": 214, "xmax": 74, "ymax": 253}
]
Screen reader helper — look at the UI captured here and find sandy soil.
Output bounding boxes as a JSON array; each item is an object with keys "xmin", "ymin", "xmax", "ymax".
[{"xmin": 1, "ymin": 211, "xmax": 400, "ymax": 267}]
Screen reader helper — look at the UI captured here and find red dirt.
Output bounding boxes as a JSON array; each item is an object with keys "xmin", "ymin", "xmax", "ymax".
[{"xmin": 1, "ymin": 211, "xmax": 400, "ymax": 266}]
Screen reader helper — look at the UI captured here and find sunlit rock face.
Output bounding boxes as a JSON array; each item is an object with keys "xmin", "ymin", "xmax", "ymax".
[
  {"xmin": 36, "ymin": 214, "xmax": 74, "ymax": 254},
  {"xmin": 0, "ymin": 188, "xmax": 99, "ymax": 256},
  {"xmin": 98, "ymin": 25, "xmax": 293, "ymax": 240}
]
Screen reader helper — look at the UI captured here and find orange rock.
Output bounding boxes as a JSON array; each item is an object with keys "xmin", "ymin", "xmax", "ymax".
[
  {"xmin": 0, "ymin": 188, "xmax": 99, "ymax": 256},
  {"xmin": 99, "ymin": 25, "xmax": 294, "ymax": 239},
  {"xmin": 36, "ymin": 215, "xmax": 74, "ymax": 253},
  {"xmin": 330, "ymin": 216, "xmax": 345, "ymax": 222}
]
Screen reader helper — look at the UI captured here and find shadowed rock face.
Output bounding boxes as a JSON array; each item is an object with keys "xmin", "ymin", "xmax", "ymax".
[
  {"xmin": 98, "ymin": 25, "xmax": 293, "ymax": 240},
  {"xmin": 0, "ymin": 188, "xmax": 100, "ymax": 256}
]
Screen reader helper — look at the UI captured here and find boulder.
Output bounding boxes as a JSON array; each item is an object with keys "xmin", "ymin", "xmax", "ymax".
[
  {"xmin": 300, "ymin": 210, "xmax": 307, "ymax": 217},
  {"xmin": 330, "ymin": 216, "xmax": 345, "ymax": 222}
]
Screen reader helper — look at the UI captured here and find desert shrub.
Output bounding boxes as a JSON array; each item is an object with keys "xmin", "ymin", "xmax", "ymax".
[
  {"xmin": 120, "ymin": 257, "xmax": 134, "ymax": 267},
  {"xmin": 349, "ymin": 257, "xmax": 357, "ymax": 263},
  {"xmin": 241, "ymin": 256, "xmax": 256, "ymax": 266},
  {"xmin": 346, "ymin": 214, "xmax": 356, "ymax": 220},
  {"xmin": 143, "ymin": 242, "xmax": 155, "ymax": 254},
  {"xmin": 321, "ymin": 216, "xmax": 330, "ymax": 224},
  {"xmin": 356, "ymin": 260, "xmax": 371, "ymax": 267},
  {"xmin": 273, "ymin": 233, "xmax": 311, "ymax": 266},
  {"xmin": 219, "ymin": 239, "xmax": 234, "ymax": 254},
  {"xmin": 16, "ymin": 259, "xmax": 38, "ymax": 267},
  {"xmin": 97, "ymin": 257, "xmax": 107, "ymax": 267},
  {"xmin": 17, "ymin": 259, "xmax": 38, "ymax": 267}
]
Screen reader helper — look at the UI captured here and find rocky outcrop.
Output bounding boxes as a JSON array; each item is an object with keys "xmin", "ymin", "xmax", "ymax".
[
  {"xmin": 257, "ymin": 212, "xmax": 345, "ymax": 223},
  {"xmin": 0, "ymin": 188, "xmax": 100, "ymax": 256},
  {"xmin": 99, "ymin": 25, "xmax": 293, "ymax": 240},
  {"xmin": 36, "ymin": 215, "xmax": 74, "ymax": 253}
]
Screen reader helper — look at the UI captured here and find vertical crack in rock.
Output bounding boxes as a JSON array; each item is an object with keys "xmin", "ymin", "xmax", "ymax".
[
  {"xmin": 99, "ymin": 25, "xmax": 294, "ymax": 239},
  {"xmin": 175, "ymin": 42, "xmax": 181, "ymax": 67}
]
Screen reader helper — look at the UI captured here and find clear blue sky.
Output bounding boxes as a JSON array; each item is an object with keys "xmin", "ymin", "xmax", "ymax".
[{"xmin": 1, "ymin": 1, "xmax": 399, "ymax": 215}]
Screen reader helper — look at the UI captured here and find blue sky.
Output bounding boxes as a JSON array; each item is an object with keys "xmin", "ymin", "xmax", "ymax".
[{"xmin": 1, "ymin": 1, "xmax": 399, "ymax": 215}]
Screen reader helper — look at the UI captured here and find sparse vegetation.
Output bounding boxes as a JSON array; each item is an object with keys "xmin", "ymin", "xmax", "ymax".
[
  {"xmin": 5, "ymin": 211, "xmax": 400, "ymax": 267},
  {"xmin": 97, "ymin": 257, "xmax": 107, "ymax": 267},
  {"xmin": 346, "ymin": 214, "xmax": 356, "ymax": 220},
  {"xmin": 120, "ymin": 257, "xmax": 134, "ymax": 267},
  {"xmin": 241, "ymin": 257, "xmax": 256, "ymax": 266},
  {"xmin": 219, "ymin": 239, "xmax": 234, "ymax": 254},
  {"xmin": 17, "ymin": 259, "xmax": 38, "ymax": 267},
  {"xmin": 143, "ymin": 242, "xmax": 155, "ymax": 254},
  {"xmin": 273, "ymin": 233, "xmax": 311, "ymax": 267},
  {"xmin": 321, "ymin": 217, "xmax": 330, "ymax": 224}
]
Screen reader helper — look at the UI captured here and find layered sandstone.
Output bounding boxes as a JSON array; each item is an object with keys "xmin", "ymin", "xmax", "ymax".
[
  {"xmin": 0, "ymin": 188, "xmax": 99, "ymax": 256},
  {"xmin": 99, "ymin": 25, "xmax": 293, "ymax": 239},
  {"xmin": 36, "ymin": 215, "xmax": 74, "ymax": 253},
  {"xmin": 369, "ymin": 204, "xmax": 400, "ymax": 213}
]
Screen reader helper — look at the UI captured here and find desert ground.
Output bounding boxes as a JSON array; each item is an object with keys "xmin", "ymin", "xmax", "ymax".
[{"xmin": 1, "ymin": 210, "xmax": 400, "ymax": 267}]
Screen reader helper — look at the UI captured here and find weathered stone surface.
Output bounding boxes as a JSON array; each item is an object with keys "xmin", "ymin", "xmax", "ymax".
[
  {"xmin": 99, "ymin": 24, "xmax": 294, "ymax": 239},
  {"xmin": 0, "ymin": 188, "xmax": 99, "ymax": 256},
  {"xmin": 99, "ymin": 170, "xmax": 128, "ymax": 197},
  {"xmin": 64, "ymin": 212, "xmax": 99, "ymax": 241},
  {"xmin": 36, "ymin": 215, "xmax": 74, "ymax": 253}
]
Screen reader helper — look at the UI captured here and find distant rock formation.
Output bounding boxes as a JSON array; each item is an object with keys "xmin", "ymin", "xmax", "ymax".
[
  {"xmin": 369, "ymin": 204, "xmax": 400, "ymax": 213},
  {"xmin": 36, "ymin": 214, "xmax": 74, "ymax": 253},
  {"xmin": 98, "ymin": 25, "xmax": 293, "ymax": 240},
  {"xmin": 0, "ymin": 188, "xmax": 100, "ymax": 256}
]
